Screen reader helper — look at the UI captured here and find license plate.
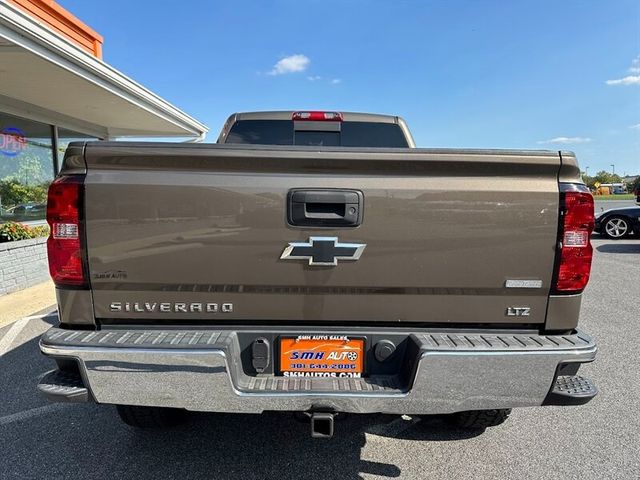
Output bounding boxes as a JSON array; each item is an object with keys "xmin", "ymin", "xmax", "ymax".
[{"xmin": 279, "ymin": 335, "xmax": 364, "ymax": 378}]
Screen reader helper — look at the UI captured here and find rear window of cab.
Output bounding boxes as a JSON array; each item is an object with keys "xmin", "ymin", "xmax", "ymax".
[{"xmin": 224, "ymin": 120, "xmax": 409, "ymax": 148}]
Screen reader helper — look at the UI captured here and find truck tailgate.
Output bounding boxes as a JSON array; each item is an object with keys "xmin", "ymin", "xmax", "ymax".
[{"xmin": 83, "ymin": 144, "xmax": 560, "ymax": 325}]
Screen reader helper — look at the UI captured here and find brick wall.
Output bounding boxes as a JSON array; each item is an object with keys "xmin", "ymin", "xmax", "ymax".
[{"xmin": 0, "ymin": 237, "xmax": 49, "ymax": 296}]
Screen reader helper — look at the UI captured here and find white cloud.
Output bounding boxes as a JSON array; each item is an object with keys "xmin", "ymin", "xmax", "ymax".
[
  {"xmin": 606, "ymin": 56, "xmax": 640, "ymax": 85},
  {"xmin": 538, "ymin": 137, "xmax": 593, "ymax": 145},
  {"xmin": 268, "ymin": 54, "xmax": 310, "ymax": 75},
  {"xmin": 267, "ymin": 55, "xmax": 340, "ymax": 83},
  {"xmin": 630, "ymin": 123, "xmax": 640, "ymax": 130},
  {"xmin": 306, "ymin": 76, "xmax": 342, "ymax": 85},
  {"xmin": 606, "ymin": 75, "xmax": 640, "ymax": 86}
]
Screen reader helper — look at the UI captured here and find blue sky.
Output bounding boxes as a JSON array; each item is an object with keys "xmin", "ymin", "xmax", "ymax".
[{"xmin": 61, "ymin": 0, "xmax": 639, "ymax": 175}]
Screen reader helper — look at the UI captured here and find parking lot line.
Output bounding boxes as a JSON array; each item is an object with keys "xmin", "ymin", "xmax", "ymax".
[
  {"xmin": 0, "ymin": 404, "xmax": 69, "ymax": 427},
  {"xmin": 0, "ymin": 317, "xmax": 31, "ymax": 357}
]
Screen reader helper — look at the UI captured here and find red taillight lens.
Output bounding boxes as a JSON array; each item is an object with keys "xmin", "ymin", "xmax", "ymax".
[
  {"xmin": 553, "ymin": 185, "xmax": 594, "ymax": 294},
  {"xmin": 46, "ymin": 175, "xmax": 87, "ymax": 287},
  {"xmin": 292, "ymin": 111, "xmax": 343, "ymax": 121}
]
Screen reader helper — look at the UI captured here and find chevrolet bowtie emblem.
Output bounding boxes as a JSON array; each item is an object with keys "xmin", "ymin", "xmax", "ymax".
[{"xmin": 280, "ymin": 237, "xmax": 366, "ymax": 266}]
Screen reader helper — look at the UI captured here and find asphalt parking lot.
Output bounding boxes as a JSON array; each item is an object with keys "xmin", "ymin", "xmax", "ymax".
[{"xmin": 1, "ymin": 235, "xmax": 638, "ymax": 480}]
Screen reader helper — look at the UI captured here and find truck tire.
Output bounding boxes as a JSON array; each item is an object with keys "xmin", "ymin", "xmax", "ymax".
[
  {"xmin": 116, "ymin": 405, "xmax": 185, "ymax": 428},
  {"xmin": 447, "ymin": 409, "xmax": 511, "ymax": 429}
]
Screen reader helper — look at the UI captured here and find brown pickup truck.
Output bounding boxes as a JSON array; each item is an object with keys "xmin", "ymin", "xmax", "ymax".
[{"xmin": 38, "ymin": 111, "xmax": 597, "ymax": 438}]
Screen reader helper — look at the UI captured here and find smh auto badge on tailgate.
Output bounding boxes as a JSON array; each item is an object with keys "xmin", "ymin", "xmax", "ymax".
[{"xmin": 280, "ymin": 237, "xmax": 366, "ymax": 266}]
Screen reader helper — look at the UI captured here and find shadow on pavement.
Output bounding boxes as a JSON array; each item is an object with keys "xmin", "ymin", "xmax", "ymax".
[
  {"xmin": 1, "ymin": 334, "xmax": 481, "ymax": 480},
  {"xmin": 596, "ymin": 242, "xmax": 640, "ymax": 254},
  {"xmin": 41, "ymin": 311, "xmax": 59, "ymax": 326}
]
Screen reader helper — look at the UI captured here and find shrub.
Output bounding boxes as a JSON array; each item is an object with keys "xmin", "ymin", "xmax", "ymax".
[
  {"xmin": 0, "ymin": 222, "xmax": 50, "ymax": 243},
  {"xmin": 30, "ymin": 225, "xmax": 50, "ymax": 238},
  {"xmin": 0, "ymin": 179, "xmax": 48, "ymax": 207}
]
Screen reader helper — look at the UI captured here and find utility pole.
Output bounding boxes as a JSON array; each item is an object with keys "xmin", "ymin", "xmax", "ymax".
[
  {"xmin": 585, "ymin": 166, "xmax": 589, "ymax": 176},
  {"xmin": 611, "ymin": 164, "xmax": 615, "ymax": 175}
]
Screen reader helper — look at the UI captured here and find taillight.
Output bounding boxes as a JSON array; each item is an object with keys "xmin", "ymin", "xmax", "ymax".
[
  {"xmin": 292, "ymin": 111, "xmax": 343, "ymax": 121},
  {"xmin": 552, "ymin": 184, "xmax": 594, "ymax": 294},
  {"xmin": 46, "ymin": 175, "xmax": 87, "ymax": 287}
]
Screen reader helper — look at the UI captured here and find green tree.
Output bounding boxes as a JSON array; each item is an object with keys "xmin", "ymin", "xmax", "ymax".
[
  {"xmin": 0, "ymin": 152, "xmax": 51, "ymax": 210},
  {"xmin": 10, "ymin": 155, "xmax": 48, "ymax": 186},
  {"xmin": 0, "ymin": 151, "xmax": 52, "ymax": 184},
  {"xmin": 0, "ymin": 179, "xmax": 47, "ymax": 207},
  {"xmin": 581, "ymin": 173, "xmax": 595, "ymax": 189},
  {"xmin": 592, "ymin": 170, "xmax": 623, "ymax": 185}
]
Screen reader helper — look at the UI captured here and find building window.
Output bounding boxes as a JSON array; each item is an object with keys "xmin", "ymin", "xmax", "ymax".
[{"xmin": 0, "ymin": 113, "xmax": 54, "ymax": 223}]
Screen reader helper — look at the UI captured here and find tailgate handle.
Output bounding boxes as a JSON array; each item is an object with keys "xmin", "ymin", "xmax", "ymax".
[{"xmin": 288, "ymin": 189, "xmax": 363, "ymax": 227}]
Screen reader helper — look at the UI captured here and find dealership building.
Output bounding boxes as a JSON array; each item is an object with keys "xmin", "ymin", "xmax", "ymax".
[
  {"xmin": 0, "ymin": 0, "xmax": 207, "ymax": 295},
  {"xmin": 0, "ymin": 0, "xmax": 208, "ymax": 223}
]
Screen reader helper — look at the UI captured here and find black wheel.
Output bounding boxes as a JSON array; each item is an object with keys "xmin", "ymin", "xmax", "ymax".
[
  {"xmin": 602, "ymin": 216, "xmax": 630, "ymax": 239},
  {"xmin": 116, "ymin": 405, "xmax": 186, "ymax": 428},
  {"xmin": 446, "ymin": 409, "xmax": 511, "ymax": 429}
]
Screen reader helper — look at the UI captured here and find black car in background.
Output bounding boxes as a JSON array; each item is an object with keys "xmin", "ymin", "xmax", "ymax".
[
  {"xmin": 594, "ymin": 206, "xmax": 640, "ymax": 239},
  {"xmin": 12, "ymin": 203, "xmax": 46, "ymax": 217},
  {"xmin": 0, "ymin": 203, "xmax": 46, "ymax": 222}
]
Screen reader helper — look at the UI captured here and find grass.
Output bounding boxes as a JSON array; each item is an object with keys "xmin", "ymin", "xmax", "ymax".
[{"xmin": 593, "ymin": 194, "xmax": 635, "ymax": 200}]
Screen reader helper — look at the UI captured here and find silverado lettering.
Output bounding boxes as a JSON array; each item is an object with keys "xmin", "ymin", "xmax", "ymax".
[{"xmin": 109, "ymin": 302, "xmax": 234, "ymax": 313}]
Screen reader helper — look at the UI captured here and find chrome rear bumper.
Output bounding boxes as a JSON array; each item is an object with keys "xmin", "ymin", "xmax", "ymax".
[{"xmin": 39, "ymin": 328, "xmax": 597, "ymax": 415}]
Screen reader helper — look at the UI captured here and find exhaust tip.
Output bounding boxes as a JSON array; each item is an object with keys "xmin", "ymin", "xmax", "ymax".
[{"xmin": 310, "ymin": 412, "xmax": 335, "ymax": 438}]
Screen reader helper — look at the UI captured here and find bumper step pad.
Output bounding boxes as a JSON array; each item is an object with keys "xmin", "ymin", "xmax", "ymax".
[
  {"xmin": 544, "ymin": 375, "xmax": 597, "ymax": 406},
  {"xmin": 37, "ymin": 369, "xmax": 89, "ymax": 403},
  {"xmin": 247, "ymin": 375, "xmax": 402, "ymax": 393}
]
